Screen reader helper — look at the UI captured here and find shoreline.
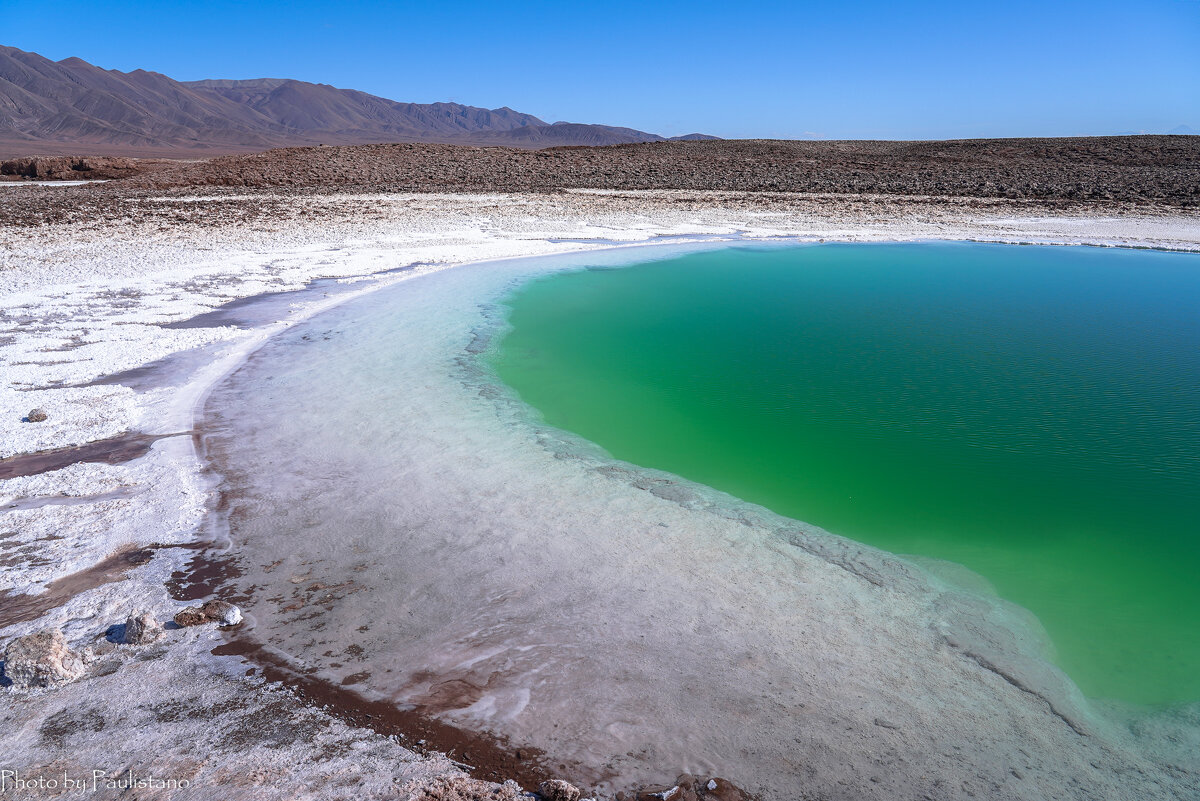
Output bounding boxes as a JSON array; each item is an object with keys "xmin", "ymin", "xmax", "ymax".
[
  {"xmin": 2, "ymin": 190, "xmax": 1199, "ymax": 799},
  {"xmin": 195, "ymin": 236, "xmax": 1196, "ymax": 796}
]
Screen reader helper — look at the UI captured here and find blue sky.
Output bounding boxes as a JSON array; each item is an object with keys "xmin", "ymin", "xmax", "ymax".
[{"xmin": 6, "ymin": 0, "xmax": 1198, "ymax": 139}]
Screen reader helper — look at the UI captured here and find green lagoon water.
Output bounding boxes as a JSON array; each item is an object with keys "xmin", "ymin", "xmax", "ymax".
[{"xmin": 490, "ymin": 243, "xmax": 1200, "ymax": 707}]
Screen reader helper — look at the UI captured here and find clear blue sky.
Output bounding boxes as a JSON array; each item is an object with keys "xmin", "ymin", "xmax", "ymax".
[{"xmin": 6, "ymin": 0, "xmax": 1198, "ymax": 139}]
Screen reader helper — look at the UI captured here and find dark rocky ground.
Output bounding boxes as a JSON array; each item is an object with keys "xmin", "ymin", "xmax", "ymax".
[
  {"xmin": 111, "ymin": 136, "xmax": 1199, "ymax": 206},
  {"xmin": 1, "ymin": 136, "xmax": 1195, "ymax": 233},
  {"xmin": 1, "ymin": 155, "xmax": 177, "ymax": 181}
]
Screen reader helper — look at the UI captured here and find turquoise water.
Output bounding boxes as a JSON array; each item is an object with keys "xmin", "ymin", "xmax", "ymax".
[{"xmin": 490, "ymin": 242, "xmax": 1200, "ymax": 707}]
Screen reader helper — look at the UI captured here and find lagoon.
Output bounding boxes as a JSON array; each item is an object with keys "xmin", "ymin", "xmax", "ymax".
[{"xmin": 491, "ymin": 242, "xmax": 1200, "ymax": 707}]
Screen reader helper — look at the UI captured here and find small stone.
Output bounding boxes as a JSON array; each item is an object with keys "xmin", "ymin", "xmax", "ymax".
[
  {"xmin": 122, "ymin": 611, "xmax": 163, "ymax": 645},
  {"xmin": 697, "ymin": 778, "xmax": 742, "ymax": 801},
  {"xmin": 874, "ymin": 717, "xmax": 900, "ymax": 730},
  {"xmin": 26, "ymin": 408, "xmax": 48, "ymax": 423},
  {"xmin": 639, "ymin": 784, "xmax": 700, "ymax": 801},
  {"xmin": 672, "ymin": 777, "xmax": 702, "ymax": 801},
  {"xmin": 1, "ymin": 629, "xmax": 85, "ymax": 689},
  {"xmin": 539, "ymin": 779, "xmax": 581, "ymax": 801},
  {"xmin": 200, "ymin": 599, "xmax": 243, "ymax": 626},
  {"xmin": 635, "ymin": 787, "xmax": 674, "ymax": 801},
  {"xmin": 173, "ymin": 606, "xmax": 209, "ymax": 627}
]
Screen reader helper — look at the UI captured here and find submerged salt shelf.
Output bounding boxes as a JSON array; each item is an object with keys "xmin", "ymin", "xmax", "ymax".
[{"xmin": 202, "ymin": 243, "xmax": 1198, "ymax": 800}]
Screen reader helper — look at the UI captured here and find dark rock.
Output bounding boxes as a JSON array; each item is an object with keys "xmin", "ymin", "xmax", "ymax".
[
  {"xmin": 25, "ymin": 408, "xmax": 48, "ymax": 423},
  {"xmin": 634, "ymin": 776, "xmax": 743, "ymax": 801},
  {"xmin": 174, "ymin": 600, "xmax": 242, "ymax": 627},
  {"xmin": 636, "ymin": 787, "xmax": 684, "ymax": 801},
  {"xmin": 200, "ymin": 599, "xmax": 243, "ymax": 626},
  {"xmin": 637, "ymin": 782, "xmax": 699, "ymax": 801},
  {"xmin": 671, "ymin": 777, "xmax": 701, "ymax": 801},
  {"xmin": 697, "ymin": 778, "xmax": 743, "ymax": 801},
  {"xmin": 172, "ymin": 606, "xmax": 209, "ymax": 627}
]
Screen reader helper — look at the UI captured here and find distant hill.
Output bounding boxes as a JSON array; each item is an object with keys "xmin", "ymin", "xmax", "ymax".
[
  {"xmin": 467, "ymin": 122, "xmax": 668, "ymax": 147},
  {"xmin": 0, "ymin": 45, "xmax": 710, "ymax": 156},
  {"xmin": 1116, "ymin": 125, "xmax": 1197, "ymax": 136}
]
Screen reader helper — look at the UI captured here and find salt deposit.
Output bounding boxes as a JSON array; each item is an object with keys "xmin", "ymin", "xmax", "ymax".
[{"xmin": 2, "ymin": 190, "xmax": 1198, "ymax": 799}]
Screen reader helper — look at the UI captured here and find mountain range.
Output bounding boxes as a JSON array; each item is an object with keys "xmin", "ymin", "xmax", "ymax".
[{"xmin": 0, "ymin": 45, "xmax": 716, "ymax": 157}]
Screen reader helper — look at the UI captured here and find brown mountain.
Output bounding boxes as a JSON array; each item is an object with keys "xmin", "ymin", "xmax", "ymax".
[{"xmin": 0, "ymin": 46, "xmax": 704, "ymax": 157}]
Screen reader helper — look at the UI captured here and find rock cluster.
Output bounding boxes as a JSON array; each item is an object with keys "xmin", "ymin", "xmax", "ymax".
[
  {"xmin": 1, "ymin": 629, "xmax": 86, "ymax": 690},
  {"xmin": 173, "ymin": 599, "xmax": 243, "ymax": 628},
  {"xmin": 620, "ymin": 775, "xmax": 744, "ymax": 801}
]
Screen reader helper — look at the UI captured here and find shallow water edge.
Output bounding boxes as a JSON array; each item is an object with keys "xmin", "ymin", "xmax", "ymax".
[{"xmin": 194, "ymin": 239, "xmax": 1200, "ymax": 799}]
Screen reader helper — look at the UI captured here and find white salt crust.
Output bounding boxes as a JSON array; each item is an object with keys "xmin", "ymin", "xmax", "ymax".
[{"xmin": 1, "ymin": 191, "xmax": 1198, "ymax": 800}]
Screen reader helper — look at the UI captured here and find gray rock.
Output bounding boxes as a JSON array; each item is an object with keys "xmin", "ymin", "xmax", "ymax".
[
  {"xmin": 539, "ymin": 779, "xmax": 581, "ymax": 801},
  {"xmin": 26, "ymin": 408, "xmax": 48, "ymax": 423},
  {"xmin": 1, "ymin": 629, "xmax": 85, "ymax": 690},
  {"xmin": 121, "ymin": 611, "xmax": 164, "ymax": 645}
]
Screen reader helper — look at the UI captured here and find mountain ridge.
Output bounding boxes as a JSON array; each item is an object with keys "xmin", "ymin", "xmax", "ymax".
[{"xmin": 0, "ymin": 45, "xmax": 711, "ymax": 156}]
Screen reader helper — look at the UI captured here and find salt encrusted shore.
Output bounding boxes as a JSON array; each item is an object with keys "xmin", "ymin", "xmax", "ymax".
[{"xmin": 2, "ymin": 188, "xmax": 1199, "ymax": 799}]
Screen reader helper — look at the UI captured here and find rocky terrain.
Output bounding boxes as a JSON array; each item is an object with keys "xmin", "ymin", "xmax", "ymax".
[
  {"xmin": 0, "ymin": 155, "xmax": 175, "ymax": 181},
  {"xmin": 113, "ymin": 137, "xmax": 1199, "ymax": 206}
]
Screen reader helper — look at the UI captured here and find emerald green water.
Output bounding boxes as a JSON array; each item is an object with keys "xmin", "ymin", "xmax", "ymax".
[{"xmin": 490, "ymin": 243, "xmax": 1200, "ymax": 707}]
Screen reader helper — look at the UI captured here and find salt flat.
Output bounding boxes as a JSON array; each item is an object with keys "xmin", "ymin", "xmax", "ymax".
[{"xmin": 1, "ymin": 188, "xmax": 1198, "ymax": 799}]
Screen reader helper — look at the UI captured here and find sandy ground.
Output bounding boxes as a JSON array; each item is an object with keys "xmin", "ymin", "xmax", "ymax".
[{"xmin": 1, "ymin": 189, "xmax": 1199, "ymax": 800}]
